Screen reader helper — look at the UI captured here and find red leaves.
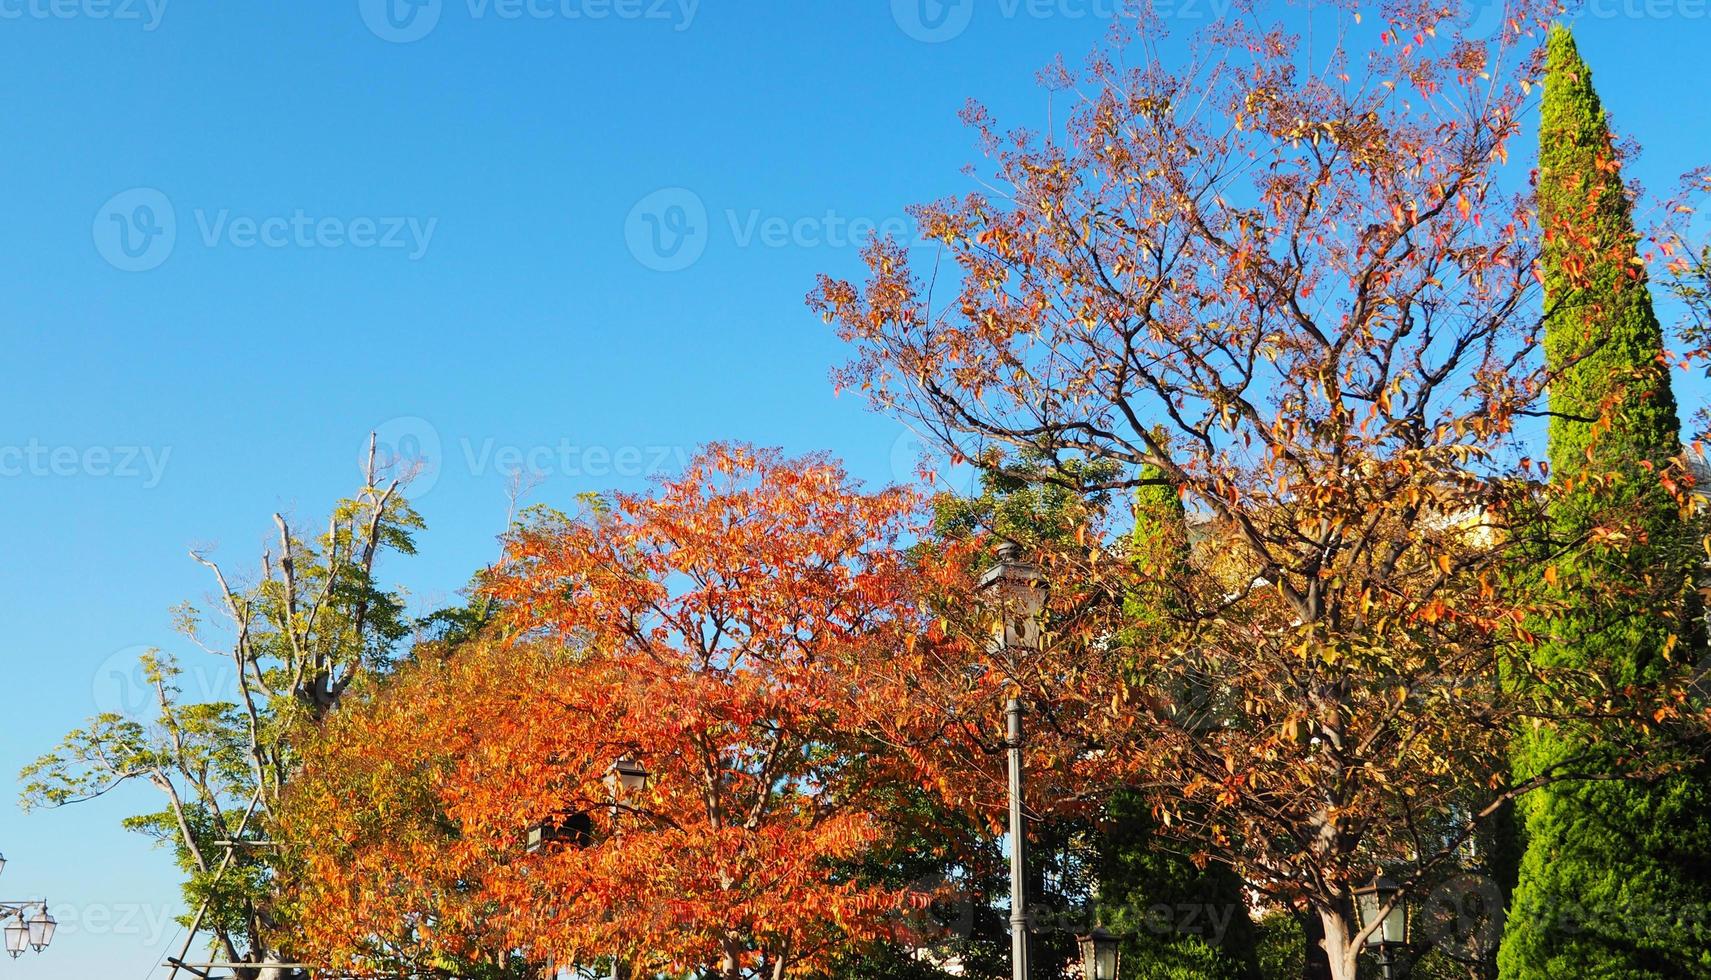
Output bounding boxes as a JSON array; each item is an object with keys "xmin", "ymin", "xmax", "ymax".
[{"xmin": 285, "ymin": 446, "xmax": 937, "ymax": 978}]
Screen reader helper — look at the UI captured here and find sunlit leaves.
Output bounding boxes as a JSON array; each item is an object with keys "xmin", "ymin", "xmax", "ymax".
[{"xmin": 284, "ymin": 446, "xmax": 935, "ymax": 979}]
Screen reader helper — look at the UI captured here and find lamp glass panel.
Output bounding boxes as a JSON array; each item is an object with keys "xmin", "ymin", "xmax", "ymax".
[
  {"xmin": 1382, "ymin": 902, "xmax": 1407, "ymax": 945},
  {"xmin": 4, "ymin": 920, "xmax": 26, "ymax": 955},
  {"xmin": 993, "ymin": 576, "xmax": 1044, "ymax": 649},
  {"xmin": 26, "ymin": 910, "xmax": 53, "ymax": 949},
  {"xmin": 1355, "ymin": 889, "xmax": 1380, "ymax": 941},
  {"xmin": 1095, "ymin": 939, "xmax": 1119, "ymax": 980}
]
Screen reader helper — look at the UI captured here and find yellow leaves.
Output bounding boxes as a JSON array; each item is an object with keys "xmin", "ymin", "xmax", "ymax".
[{"xmin": 1543, "ymin": 565, "xmax": 1559, "ymax": 587}]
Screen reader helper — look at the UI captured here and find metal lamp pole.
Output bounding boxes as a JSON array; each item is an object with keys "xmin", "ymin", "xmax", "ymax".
[
  {"xmin": 1375, "ymin": 946, "xmax": 1396, "ymax": 980},
  {"xmin": 610, "ymin": 774, "xmax": 621, "ymax": 980},
  {"xmin": 1005, "ymin": 696, "xmax": 1029, "ymax": 980},
  {"xmin": 605, "ymin": 756, "xmax": 650, "ymax": 980},
  {"xmin": 978, "ymin": 543, "xmax": 1045, "ymax": 980}
]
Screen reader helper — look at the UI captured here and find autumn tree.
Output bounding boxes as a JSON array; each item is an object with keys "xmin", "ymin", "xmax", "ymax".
[
  {"xmin": 282, "ymin": 445, "xmax": 944, "ymax": 980},
  {"xmin": 1498, "ymin": 28, "xmax": 1711, "ymax": 979},
  {"xmin": 20, "ymin": 442, "xmax": 421, "ymax": 979},
  {"xmin": 810, "ymin": 6, "xmax": 1711, "ymax": 978},
  {"xmin": 923, "ymin": 452, "xmax": 1264, "ymax": 980}
]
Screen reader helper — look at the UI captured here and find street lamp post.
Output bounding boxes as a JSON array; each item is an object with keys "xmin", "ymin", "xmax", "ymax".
[
  {"xmin": 1353, "ymin": 876, "xmax": 1410, "ymax": 980},
  {"xmin": 0, "ymin": 852, "xmax": 56, "ymax": 962},
  {"xmin": 1076, "ymin": 927, "xmax": 1121, "ymax": 980},
  {"xmin": 604, "ymin": 755, "xmax": 651, "ymax": 980},
  {"xmin": 977, "ymin": 543, "xmax": 1046, "ymax": 980}
]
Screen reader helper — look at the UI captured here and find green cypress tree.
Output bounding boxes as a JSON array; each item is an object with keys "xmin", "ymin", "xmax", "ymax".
[{"xmin": 1498, "ymin": 27, "xmax": 1711, "ymax": 979}]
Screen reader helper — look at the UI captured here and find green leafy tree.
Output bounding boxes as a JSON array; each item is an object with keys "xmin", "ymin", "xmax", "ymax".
[
  {"xmin": 1498, "ymin": 27, "xmax": 1711, "ymax": 980},
  {"xmin": 1097, "ymin": 790, "xmax": 1260, "ymax": 980},
  {"xmin": 20, "ymin": 446, "xmax": 423, "ymax": 979}
]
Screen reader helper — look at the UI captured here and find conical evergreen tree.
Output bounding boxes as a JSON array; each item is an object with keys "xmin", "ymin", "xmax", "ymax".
[{"xmin": 1498, "ymin": 27, "xmax": 1711, "ymax": 979}]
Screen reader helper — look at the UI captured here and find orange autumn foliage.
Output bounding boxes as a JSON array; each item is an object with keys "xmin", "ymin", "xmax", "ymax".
[{"xmin": 282, "ymin": 445, "xmax": 950, "ymax": 979}]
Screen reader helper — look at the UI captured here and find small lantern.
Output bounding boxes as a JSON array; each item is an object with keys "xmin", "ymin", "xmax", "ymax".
[
  {"xmin": 977, "ymin": 541, "xmax": 1046, "ymax": 652},
  {"xmin": 605, "ymin": 755, "xmax": 651, "ymax": 795},
  {"xmin": 525, "ymin": 812, "xmax": 593, "ymax": 854},
  {"xmin": 0, "ymin": 852, "xmax": 7, "ymax": 880},
  {"xmin": 1077, "ymin": 927, "xmax": 1120, "ymax": 980},
  {"xmin": 25, "ymin": 907, "xmax": 54, "ymax": 952},
  {"xmin": 3, "ymin": 918, "xmax": 26, "ymax": 959},
  {"xmin": 1353, "ymin": 876, "xmax": 1408, "ymax": 948}
]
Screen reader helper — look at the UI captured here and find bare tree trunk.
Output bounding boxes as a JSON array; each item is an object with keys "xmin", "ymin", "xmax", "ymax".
[{"xmin": 1318, "ymin": 909, "xmax": 1359, "ymax": 980}]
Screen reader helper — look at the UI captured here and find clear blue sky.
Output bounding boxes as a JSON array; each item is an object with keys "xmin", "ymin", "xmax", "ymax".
[{"xmin": 1, "ymin": 3, "xmax": 1707, "ymax": 975}]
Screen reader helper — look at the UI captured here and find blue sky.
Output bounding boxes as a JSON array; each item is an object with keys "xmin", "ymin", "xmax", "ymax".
[{"xmin": 1, "ymin": 2, "xmax": 1708, "ymax": 975}]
